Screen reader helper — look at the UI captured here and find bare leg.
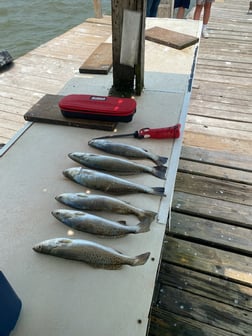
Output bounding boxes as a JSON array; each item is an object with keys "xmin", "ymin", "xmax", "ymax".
[
  {"xmin": 176, "ymin": 7, "xmax": 185, "ymax": 19},
  {"xmin": 203, "ymin": 2, "xmax": 212, "ymax": 25},
  {"xmin": 193, "ymin": 5, "xmax": 203, "ymax": 20}
]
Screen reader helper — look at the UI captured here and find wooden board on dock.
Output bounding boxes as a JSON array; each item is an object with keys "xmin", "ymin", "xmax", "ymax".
[
  {"xmin": 145, "ymin": 26, "xmax": 199, "ymax": 50},
  {"xmin": 79, "ymin": 43, "xmax": 112, "ymax": 74},
  {"xmin": 24, "ymin": 94, "xmax": 116, "ymax": 131}
]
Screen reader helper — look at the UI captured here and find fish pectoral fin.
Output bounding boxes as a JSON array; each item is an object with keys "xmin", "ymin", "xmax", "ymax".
[{"xmin": 58, "ymin": 238, "xmax": 72, "ymax": 244}]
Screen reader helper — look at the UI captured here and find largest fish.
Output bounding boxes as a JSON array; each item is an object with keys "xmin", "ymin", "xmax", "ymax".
[
  {"xmin": 55, "ymin": 193, "xmax": 156, "ymax": 224},
  {"xmin": 88, "ymin": 139, "xmax": 168, "ymax": 166},
  {"xmin": 63, "ymin": 168, "xmax": 165, "ymax": 196},
  {"xmin": 33, "ymin": 238, "xmax": 150, "ymax": 269},
  {"xmin": 68, "ymin": 152, "xmax": 166, "ymax": 180}
]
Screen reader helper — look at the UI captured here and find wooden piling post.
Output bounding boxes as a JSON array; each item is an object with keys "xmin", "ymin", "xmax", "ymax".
[
  {"xmin": 93, "ymin": 0, "xmax": 102, "ymax": 18},
  {"xmin": 110, "ymin": 0, "xmax": 146, "ymax": 96}
]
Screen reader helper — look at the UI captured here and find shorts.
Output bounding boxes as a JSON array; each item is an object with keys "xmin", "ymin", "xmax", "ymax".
[
  {"xmin": 174, "ymin": 0, "xmax": 190, "ymax": 8},
  {"xmin": 196, "ymin": 0, "xmax": 215, "ymax": 5}
]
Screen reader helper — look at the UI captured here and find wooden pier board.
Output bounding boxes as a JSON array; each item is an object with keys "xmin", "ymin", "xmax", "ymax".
[
  {"xmin": 148, "ymin": 1, "xmax": 252, "ymax": 335},
  {"xmin": 79, "ymin": 42, "xmax": 112, "ymax": 74}
]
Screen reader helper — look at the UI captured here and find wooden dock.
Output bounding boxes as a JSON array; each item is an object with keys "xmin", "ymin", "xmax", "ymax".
[
  {"xmin": 148, "ymin": 0, "xmax": 252, "ymax": 335},
  {"xmin": 0, "ymin": 0, "xmax": 251, "ymax": 334}
]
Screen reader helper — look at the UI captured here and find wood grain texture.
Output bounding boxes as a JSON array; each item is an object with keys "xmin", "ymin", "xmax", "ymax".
[
  {"xmin": 145, "ymin": 26, "xmax": 199, "ymax": 49},
  {"xmin": 79, "ymin": 43, "xmax": 112, "ymax": 74}
]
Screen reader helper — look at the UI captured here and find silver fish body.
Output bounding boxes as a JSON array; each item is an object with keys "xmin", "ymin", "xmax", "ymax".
[
  {"xmin": 88, "ymin": 139, "xmax": 168, "ymax": 166},
  {"xmin": 33, "ymin": 238, "xmax": 150, "ymax": 269},
  {"xmin": 63, "ymin": 168, "xmax": 165, "ymax": 196},
  {"xmin": 68, "ymin": 152, "xmax": 166, "ymax": 180},
  {"xmin": 52, "ymin": 209, "xmax": 151, "ymax": 237},
  {"xmin": 55, "ymin": 193, "xmax": 156, "ymax": 224}
]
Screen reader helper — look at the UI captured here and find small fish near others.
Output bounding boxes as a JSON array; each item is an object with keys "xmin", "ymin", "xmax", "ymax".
[
  {"xmin": 33, "ymin": 237, "xmax": 150, "ymax": 269},
  {"xmin": 63, "ymin": 168, "xmax": 165, "ymax": 196},
  {"xmin": 55, "ymin": 193, "xmax": 156, "ymax": 225},
  {"xmin": 88, "ymin": 139, "xmax": 168, "ymax": 166},
  {"xmin": 52, "ymin": 209, "xmax": 151, "ymax": 238},
  {"xmin": 68, "ymin": 152, "xmax": 167, "ymax": 180}
]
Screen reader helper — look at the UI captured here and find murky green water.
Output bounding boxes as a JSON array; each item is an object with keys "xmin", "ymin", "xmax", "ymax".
[{"xmin": 0, "ymin": 0, "xmax": 111, "ymax": 59}]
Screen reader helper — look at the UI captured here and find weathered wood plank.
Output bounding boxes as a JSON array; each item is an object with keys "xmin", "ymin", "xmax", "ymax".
[
  {"xmin": 189, "ymin": 108, "xmax": 251, "ymax": 123},
  {"xmin": 23, "ymin": 94, "xmax": 117, "ymax": 131},
  {"xmin": 175, "ymin": 172, "xmax": 252, "ymax": 206},
  {"xmin": 180, "ymin": 145, "xmax": 252, "ymax": 171},
  {"xmin": 170, "ymin": 212, "xmax": 252, "ymax": 253},
  {"xmin": 145, "ymin": 26, "xmax": 199, "ymax": 49},
  {"xmin": 162, "ymin": 236, "xmax": 252, "ymax": 286},
  {"xmin": 192, "ymin": 79, "xmax": 252, "ymax": 98},
  {"xmin": 172, "ymin": 191, "xmax": 252, "ymax": 228},
  {"xmin": 157, "ymin": 264, "xmax": 252, "ymax": 310},
  {"xmin": 186, "ymin": 115, "xmax": 252, "ymax": 132},
  {"xmin": 189, "ymin": 100, "xmax": 252, "ymax": 116},
  {"xmin": 149, "ymin": 309, "xmax": 241, "ymax": 336},
  {"xmin": 154, "ymin": 286, "xmax": 252, "ymax": 335},
  {"xmin": 183, "ymin": 130, "xmax": 252, "ymax": 155},
  {"xmin": 195, "ymin": 65, "xmax": 252, "ymax": 80},
  {"xmin": 191, "ymin": 92, "xmax": 252, "ymax": 107},
  {"xmin": 178, "ymin": 159, "xmax": 252, "ymax": 184},
  {"xmin": 185, "ymin": 121, "xmax": 252, "ymax": 140},
  {"xmin": 79, "ymin": 42, "xmax": 112, "ymax": 74},
  {"xmin": 197, "ymin": 58, "xmax": 251, "ymax": 73}
]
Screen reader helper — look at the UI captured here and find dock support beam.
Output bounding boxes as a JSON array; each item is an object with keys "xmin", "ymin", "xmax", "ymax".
[
  {"xmin": 110, "ymin": 0, "xmax": 146, "ymax": 96},
  {"xmin": 93, "ymin": 0, "xmax": 102, "ymax": 18}
]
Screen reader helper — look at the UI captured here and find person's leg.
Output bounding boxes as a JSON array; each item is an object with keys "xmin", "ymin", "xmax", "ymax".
[
  {"xmin": 150, "ymin": 0, "xmax": 160, "ymax": 17},
  {"xmin": 202, "ymin": 1, "xmax": 212, "ymax": 24},
  {"xmin": 202, "ymin": 1, "xmax": 213, "ymax": 37},
  {"xmin": 146, "ymin": 0, "xmax": 152, "ymax": 17},
  {"xmin": 176, "ymin": 7, "xmax": 185, "ymax": 19},
  {"xmin": 193, "ymin": 4, "xmax": 203, "ymax": 20}
]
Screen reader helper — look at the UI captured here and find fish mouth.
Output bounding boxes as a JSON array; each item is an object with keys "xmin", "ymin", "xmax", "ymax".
[{"xmin": 33, "ymin": 244, "xmax": 42, "ymax": 252}]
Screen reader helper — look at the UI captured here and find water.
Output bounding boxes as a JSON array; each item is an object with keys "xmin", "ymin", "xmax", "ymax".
[{"xmin": 0, "ymin": 0, "xmax": 111, "ymax": 59}]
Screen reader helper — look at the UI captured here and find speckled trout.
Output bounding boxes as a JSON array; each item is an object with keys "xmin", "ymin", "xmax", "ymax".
[
  {"xmin": 55, "ymin": 193, "xmax": 156, "ymax": 224},
  {"xmin": 88, "ymin": 139, "xmax": 168, "ymax": 166},
  {"xmin": 63, "ymin": 168, "xmax": 165, "ymax": 196},
  {"xmin": 33, "ymin": 238, "xmax": 150, "ymax": 269},
  {"xmin": 52, "ymin": 209, "xmax": 151, "ymax": 237},
  {"xmin": 68, "ymin": 152, "xmax": 166, "ymax": 180}
]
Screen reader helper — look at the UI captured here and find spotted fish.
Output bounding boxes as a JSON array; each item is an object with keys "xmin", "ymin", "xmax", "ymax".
[
  {"xmin": 52, "ymin": 209, "xmax": 151, "ymax": 238},
  {"xmin": 33, "ymin": 238, "xmax": 150, "ymax": 269}
]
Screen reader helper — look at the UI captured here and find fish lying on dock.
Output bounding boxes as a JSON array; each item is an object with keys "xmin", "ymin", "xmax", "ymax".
[
  {"xmin": 52, "ymin": 209, "xmax": 151, "ymax": 238},
  {"xmin": 63, "ymin": 168, "xmax": 165, "ymax": 196},
  {"xmin": 55, "ymin": 193, "xmax": 156, "ymax": 224},
  {"xmin": 88, "ymin": 139, "xmax": 168, "ymax": 166},
  {"xmin": 68, "ymin": 152, "xmax": 167, "ymax": 180},
  {"xmin": 33, "ymin": 238, "xmax": 150, "ymax": 269}
]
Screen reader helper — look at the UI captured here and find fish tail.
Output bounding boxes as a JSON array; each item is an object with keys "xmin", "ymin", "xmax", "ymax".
[
  {"xmin": 156, "ymin": 156, "xmax": 168, "ymax": 166},
  {"xmin": 138, "ymin": 210, "xmax": 156, "ymax": 225},
  {"xmin": 136, "ymin": 220, "xmax": 151, "ymax": 234},
  {"xmin": 132, "ymin": 252, "xmax": 150, "ymax": 266},
  {"xmin": 152, "ymin": 165, "xmax": 167, "ymax": 180},
  {"xmin": 150, "ymin": 187, "xmax": 165, "ymax": 196}
]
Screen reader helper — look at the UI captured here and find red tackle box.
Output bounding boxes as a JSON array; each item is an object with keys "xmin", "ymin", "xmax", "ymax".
[{"xmin": 58, "ymin": 94, "xmax": 136, "ymax": 122}]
